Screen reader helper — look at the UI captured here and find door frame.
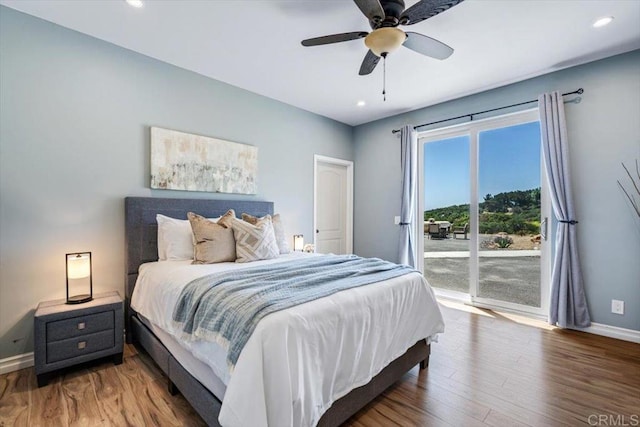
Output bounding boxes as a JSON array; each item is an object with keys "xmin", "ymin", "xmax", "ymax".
[
  {"xmin": 417, "ymin": 108, "xmax": 551, "ymax": 316},
  {"xmin": 313, "ymin": 155, "xmax": 354, "ymax": 254}
]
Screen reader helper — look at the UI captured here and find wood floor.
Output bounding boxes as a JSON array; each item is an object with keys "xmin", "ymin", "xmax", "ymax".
[{"xmin": 1, "ymin": 300, "xmax": 638, "ymax": 426}]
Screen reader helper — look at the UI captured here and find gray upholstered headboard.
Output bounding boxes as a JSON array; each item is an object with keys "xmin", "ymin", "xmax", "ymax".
[{"xmin": 124, "ymin": 196, "xmax": 274, "ymax": 338}]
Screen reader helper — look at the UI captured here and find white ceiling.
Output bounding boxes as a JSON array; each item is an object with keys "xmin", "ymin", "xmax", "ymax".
[{"xmin": 2, "ymin": 0, "xmax": 639, "ymax": 126}]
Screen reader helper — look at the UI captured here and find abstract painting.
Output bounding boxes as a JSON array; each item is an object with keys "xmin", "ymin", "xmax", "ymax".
[{"xmin": 150, "ymin": 127, "xmax": 258, "ymax": 194}]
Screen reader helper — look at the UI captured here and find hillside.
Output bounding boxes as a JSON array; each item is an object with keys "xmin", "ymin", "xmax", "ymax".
[{"xmin": 424, "ymin": 188, "xmax": 541, "ymax": 235}]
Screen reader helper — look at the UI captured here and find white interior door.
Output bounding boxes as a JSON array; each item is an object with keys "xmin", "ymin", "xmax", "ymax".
[{"xmin": 314, "ymin": 155, "xmax": 353, "ymax": 254}]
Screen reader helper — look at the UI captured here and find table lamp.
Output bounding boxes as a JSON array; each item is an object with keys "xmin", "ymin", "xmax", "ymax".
[
  {"xmin": 293, "ymin": 235, "xmax": 304, "ymax": 252},
  {"xmin": 66, "ymin": 252, "xmax": 93, "ymax": 304}
]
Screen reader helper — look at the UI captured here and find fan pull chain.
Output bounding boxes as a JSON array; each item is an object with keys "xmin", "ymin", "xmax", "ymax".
[{"xmin": 382, "ymin": 54, "xmax": 387, "ymax": 102}]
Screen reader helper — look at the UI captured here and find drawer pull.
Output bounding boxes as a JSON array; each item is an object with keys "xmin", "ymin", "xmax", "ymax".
[
  {"xmin": 77, "ymin": 322, "xmax": 86, "ymax": 330},
  {"xmin": 78, "ymin": 341, "xmax": 87, "ymax": 350}
]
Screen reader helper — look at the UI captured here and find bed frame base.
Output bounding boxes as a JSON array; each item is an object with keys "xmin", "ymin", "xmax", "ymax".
[
  {"xmin": 132, "ymin": 314, "xmax": 223, "ymax": 426},
  {"xmin": 132, "ymin": 312, "xmax": 429, "ymax": 427},
  {"xmin": 317, "ymin": 338, "xmax": 430, "ymax": 427}
]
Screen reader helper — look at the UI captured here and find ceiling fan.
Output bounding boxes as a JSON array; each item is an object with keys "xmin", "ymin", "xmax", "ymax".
[{"xmin": 301, "ymin": 0, "xmax": 464, "ymax": 77}]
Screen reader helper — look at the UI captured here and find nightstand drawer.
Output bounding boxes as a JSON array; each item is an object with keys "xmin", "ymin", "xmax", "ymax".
[
  {"xmin": 46, "ymin": 311, "xmax": 114, "ymax": 342},
  {"xmin": 46, "ymin": 330, "xmax": 115, "ymax": 364}
]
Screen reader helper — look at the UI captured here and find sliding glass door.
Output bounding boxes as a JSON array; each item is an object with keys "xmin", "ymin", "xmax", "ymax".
[
  {"xmin": 419, "ymin": 109, "xmax": 550, "ymax": 315},
  {"xmin": 477, "ymin": 122, "xmax": 546, "ymax": 308},
  {"xmin": 422, "ymin": 135, "xmax": 470, "ymax": 295}
]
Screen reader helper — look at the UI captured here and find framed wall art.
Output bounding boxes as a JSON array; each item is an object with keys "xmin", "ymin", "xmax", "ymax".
[{"xmin": 150, "ymin": 127, "xmax": 257, "ymax": 194}]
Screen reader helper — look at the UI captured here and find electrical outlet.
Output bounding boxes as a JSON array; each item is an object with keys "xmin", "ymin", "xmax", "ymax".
[
  {"xmin": 611, "ymin": 299, "xmax": 624, "ymax": 315},
  {"xmin": 394, "ymin": 216, "xmax": 401, "ymax": 225}
]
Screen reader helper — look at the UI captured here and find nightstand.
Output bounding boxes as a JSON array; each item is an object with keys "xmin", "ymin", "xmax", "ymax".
[{"xmin": 34, "ymin": 291, "xmax": 124, "ymax": 387}]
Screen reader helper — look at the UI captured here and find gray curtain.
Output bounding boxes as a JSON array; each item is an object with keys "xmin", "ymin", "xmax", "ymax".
[
  {"xmin": 538, "ymin": 91, "xmax": 591, "ymax": 328},
  {"xmin": 398, "ymin": 125, "xmax": 418, "ymax": 267}
]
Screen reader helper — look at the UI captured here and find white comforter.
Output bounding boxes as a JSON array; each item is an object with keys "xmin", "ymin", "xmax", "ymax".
[{"xmin": 131, "ymin": 252, "xmax": 444, "ymax": 427}]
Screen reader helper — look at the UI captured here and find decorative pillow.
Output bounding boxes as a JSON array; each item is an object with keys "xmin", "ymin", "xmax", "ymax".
[
  {"xmin": 229, "ymin": 216, "xmax": 279, "ymax": 263},
  {"xmin": 217, "ymin": 209, "xmax": 237, "ymax": 228},
  {"xmin": 187, "ymin": 212, "xmax": 236, "ymax": 264},
  {"xmin": 156, "ymin": 214, "xmax": 194, "ymax": 261},
  {"xmin": 241, "ymin": 213, "xmax": 290, "ymax": 254}
]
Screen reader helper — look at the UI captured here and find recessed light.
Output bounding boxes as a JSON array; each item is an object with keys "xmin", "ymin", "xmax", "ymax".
[
  {"xmin": 357, "ymin": 101, "xmax": 366, "ymax": 107},
  {"xmin": 593, "ymin": 16, "xmax": 614, "ymax": 28},
  {"xmin": 126, "ymin": 0, "xmax": 144, "ymax": 8}
]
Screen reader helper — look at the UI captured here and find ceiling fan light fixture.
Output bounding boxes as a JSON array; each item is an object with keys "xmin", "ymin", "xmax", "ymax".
[{"xmin": 365, "ymin": 28, "xmax": 406, "ymax": 57}]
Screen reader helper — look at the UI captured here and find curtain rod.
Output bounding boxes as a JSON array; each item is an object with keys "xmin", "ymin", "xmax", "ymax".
[{"xmin": 391, "ymin": 88, "xmax": 584, "ymax": 134}]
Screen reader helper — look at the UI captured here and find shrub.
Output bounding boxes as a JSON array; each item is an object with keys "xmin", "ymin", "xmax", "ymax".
[{"xmin": 493, "ymin": 234, "xmax": 513, "ymax": 248}]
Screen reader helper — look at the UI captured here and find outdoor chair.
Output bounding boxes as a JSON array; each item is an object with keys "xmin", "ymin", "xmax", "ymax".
[
  {"xmin": 428, "ymin": 223, "xmax": 442, "ymax": 239},
  {"xmin": 453, "ymin": 223, "xmax": 469, "ymax": 239}
]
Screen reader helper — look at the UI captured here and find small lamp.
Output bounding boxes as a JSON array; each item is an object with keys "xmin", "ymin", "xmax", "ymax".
[
  {"xmin": 293, "ymin": 235, "xmax": 304, "ymax": 252},
  {"xmin": 66, "ymin": 252, "xmax": 93, "ymax": 304}
]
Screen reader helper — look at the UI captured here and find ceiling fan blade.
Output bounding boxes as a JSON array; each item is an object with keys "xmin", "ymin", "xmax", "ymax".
[
  {"xmin": 302, "ymin": 31, "xmax": 369, "ymax": 47},
  {"xmin": 403, "ymin": 32, "xmax": 453, "ymax": 60},
  {"xmin": 353, "ymin": 0, "xmax": 385, "ymax": 23},
  {"xmin": 359, "ymin": 50, "xmax": 381, "ymax": 75},
  {"xmin": 401, "ymin": 0, "xmax": 464, "ymax": 26}
]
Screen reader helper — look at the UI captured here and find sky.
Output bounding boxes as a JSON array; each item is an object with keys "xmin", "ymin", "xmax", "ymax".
[{"xmin": 423, "ymin": 121, "xmax": 541, "ymax": 210}]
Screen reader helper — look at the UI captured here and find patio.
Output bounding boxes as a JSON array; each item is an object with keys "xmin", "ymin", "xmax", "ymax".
[{"xmin": 423, "ymin": 235, "xmax": 541, "ymax": 307}]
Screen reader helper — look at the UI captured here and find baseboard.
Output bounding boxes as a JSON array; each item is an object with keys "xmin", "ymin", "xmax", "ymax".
[
  {"xmin": 0, "ymin": 352, "xmax": 34, "ymax": 375},
  {"xmin": 575, "ymin": 322, "xmax": 640, "ymax": 344}
]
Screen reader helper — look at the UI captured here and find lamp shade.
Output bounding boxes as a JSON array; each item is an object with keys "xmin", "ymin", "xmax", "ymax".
[
  {"xmin": 66, "ymin": 252, "xmax": 93, "ymax": 304},
  {"xmin": 364, "ymin": 27, "xmax": 406, "ymax": 57},
  {"xmin": 67, "ymin": 254, "xmax": 90, "ymax": 279},
  {"xmin": 293, "ymin": 235, "xmax": 304, "ymax": 252}
]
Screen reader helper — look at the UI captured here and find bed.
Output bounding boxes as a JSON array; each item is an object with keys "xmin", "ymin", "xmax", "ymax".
[{"xmin": 125, "ymin": 196, "xmax": 444, "ymax": 426}]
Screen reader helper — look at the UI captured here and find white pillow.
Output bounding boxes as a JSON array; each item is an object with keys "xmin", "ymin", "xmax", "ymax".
[
  {"xmin": 156, "ymin": 214, "xmax": 221, "ymax": 261},
  {"xmin": 156, "ymin": 214, "xmax": 193, "ymax": 261}
]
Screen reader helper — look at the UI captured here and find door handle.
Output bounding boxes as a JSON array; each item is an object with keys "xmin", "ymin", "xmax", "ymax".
[
  {"xmin": 540, "ymin": 217, "xmax": 548, "ymax": 241},
  {"xmin": 316, "ymin": 229, "xmax": 319, "ymax": 234}
]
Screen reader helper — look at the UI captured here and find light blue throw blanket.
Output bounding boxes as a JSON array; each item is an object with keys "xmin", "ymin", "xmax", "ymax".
[{"xmin": 172, "ymin": 254, "xmax": 416, "ymax": 368}]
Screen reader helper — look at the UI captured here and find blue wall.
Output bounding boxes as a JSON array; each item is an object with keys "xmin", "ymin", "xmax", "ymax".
[
  {"xmin": 353, "ymin": 50, "xmax": 640, "ymax": 331},
  {"xmin": 0, "ymin": 7, "xmax": 353, "ymax": 359}
]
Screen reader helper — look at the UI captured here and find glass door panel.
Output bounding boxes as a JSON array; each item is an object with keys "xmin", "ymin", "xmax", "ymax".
[
  {"xmin": 423, "ymin": 135, "xmax": 470, "ymax": 295},
  {"xmin": 476, "ymin": 121, "xmax": 543, "ymax": 308}
]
